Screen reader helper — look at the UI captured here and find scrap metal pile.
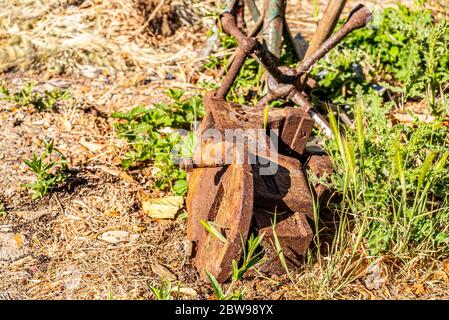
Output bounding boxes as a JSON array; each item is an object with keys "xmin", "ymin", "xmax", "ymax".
[{"xmin": 181, "ymin": 0, "xmax": 372, "ymax": 282}]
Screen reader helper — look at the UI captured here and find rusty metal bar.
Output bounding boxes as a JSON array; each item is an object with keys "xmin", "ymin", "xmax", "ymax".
[
  {"xmin": 256, "ymin": 83, "xmax": 294, "ymax": 107},
  {"xmin": 220, "ymin": 12, "xmax": 286, "ymax": 88},
  {"xmin": 252, "ymin": 41, "xmax": 285, "ymax": 84},
  {"xmin": 217, "ymin": 9, "xmax": 265, "ymax": 80},
  {"xmin": 287, "ymin": 89, "xmax": 333, "ymax": 137},
  {"xmin": 296, "ymin": 5, "xmax": 372, "ymax": 82},
  {"xmin": 216, "ymin": 13, "xmax": 259, "ymax": 99},
  {"xmin": 218, "ymin": 4, "xmax": 371, "ymax": 136},
  {"xmin": 215, "ymin": 37, "xmax": 256, "ymax": 99},
  {"xmin": 221, "ymin": 12, "xmax": 246, "ymax": 42},
  {"xmin": 304, "ymin": 0, "xmax": 348, "ymax": 60}
]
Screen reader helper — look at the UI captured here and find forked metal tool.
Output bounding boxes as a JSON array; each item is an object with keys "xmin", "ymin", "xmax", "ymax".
[{"xmin": 182, "ymin": 1, "xmax": 372, "ymax": 282}]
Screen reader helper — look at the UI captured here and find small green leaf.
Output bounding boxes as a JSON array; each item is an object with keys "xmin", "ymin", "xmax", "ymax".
[
  {"xmin": 205, "ymin": 270, "xmax": 224, "ymax": 300},
  {"xmin": 200, "ymin": 220, "xmax": 228, "ymax": 244},
  {"xmin": 173, "ymin": 179, "xmax": 188, "ymax": 195}
]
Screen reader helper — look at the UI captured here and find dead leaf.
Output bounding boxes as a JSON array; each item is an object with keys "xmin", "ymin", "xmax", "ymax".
[
  {"xmin": 390, "ymin": 112, "xmax": 435, "ymax": 126},
  {"xmin": 364, "ymin": 262, "xmax": 385, "ymax": 290},
  {"xmin": 79, "ymin": 137, "xmax": 104, "ymax": 153},
  {"xmin": 111, "ymin": 157, "xmax": 123, "ymax": 166},
  {"xmin": 15, "ymin": 208, "xmax": 56, "ymax": 221},
  {"xmin": 98, "ymin": 230, "xmax": 138, "ymax": 244},
  {"xmin": 142, "ymin": 196, "xmax": 184, "ymax": 219},
  {"xmin": 171, "ymin": 286, "xmax": 197, "ymax": 297},
  {"xmin": 63, "ymin": 119, "xmax": 72, "ymax": 131},
  {"xmin": 412, "ymin": 283, "xmax": 426, "ymax": 295},
  {"xmin": 106, "ymin": 210, "xmax": 120, "ymax": 217},
  {"xmin": 98, "ymin": 165, "xmax": 135, "ymax": 183},
  {"xmin": 432, "ymin": 270, "xmax": 449, "ymax": 283},
  {"xmin": 0, "ymin": 225, "xmax": 13, "ymax": 233},
  {"xmin": 182, "ymin": 239, "xmax": 192, "ymax": 257},
  {"xmin": 151, "ymin": 262, "xmax": 177, "ymax": 281},
  {"xmin": 0, "ymin": 233, "xmax": 29, "ymax": 262},
  {"xmin": 13, "ymin": 234, "xmax": 24, "ymax": 249}
]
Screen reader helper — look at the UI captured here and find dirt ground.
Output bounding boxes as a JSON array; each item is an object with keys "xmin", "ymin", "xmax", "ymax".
[{"xmin": 1, "ymin": 0, "xmax": 448, "ymax": 300}]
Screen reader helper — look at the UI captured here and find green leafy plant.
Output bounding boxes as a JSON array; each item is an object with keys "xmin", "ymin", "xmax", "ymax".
[
  {"xmin": 112, "ymin": 89, "xmax": 204, "ymax": 195},
  {"xmin": 1, "ymin": 81, "xmax": 70, "ymax": 111},
  {"xmin": 311, "ymin": 6, "xmax": 449, "ymax": 111},
  {"xmin": 231, "ymin": 233, "xmax": 265, "ymax": 282},
  {"xmin": 149, "ymin": 278, "xmax": 175, "ymax": 300},
  {"xmin": 23, "ymin": 140, "xmax": 71, "ymax": 199},
  {"xmin": 205, "ymin": 232, "xmax": 265, "ymax": 300}
]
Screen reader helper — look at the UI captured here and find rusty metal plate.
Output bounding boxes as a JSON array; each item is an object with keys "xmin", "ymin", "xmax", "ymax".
[
  {"xmin": 253, "ymin": 154, "xmax": 313, "ymax": 219},
  {"xmin": 306, "ymin": 154, "xmax": 334, "ymax": 202},
  {"xmin": 186, "ymin": 166, "xmax": 224, "ymax": 243},
  {"xmin": 276, "ymin": 108, "xmax": 313, "ymax": 155},
  {"xmin": 264, "ymin": 106, "xmax": 314, "ymax": 155},
  {"xmin": 203, "ymin": 92, "xmax": 257, "ymax": 131},
  {"xmin": 203, "ymin": 92, "xmax": 313, "ymax": 155},
  {"xmin": 193, "ymin": 164, "xmax": 254, "ymax": 283},
  {"xmin": 254, "ymin": 208, "xmax": 313, "ymax": 275}
]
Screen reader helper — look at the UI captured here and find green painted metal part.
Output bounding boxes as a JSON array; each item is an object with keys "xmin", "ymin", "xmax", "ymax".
[
  {"xmin": 262, "ymin": 0, "xmax": 287, "ymax": 58},
  {"xmin": 245, "ymin": 0, "xmax": 260, "ymax": 22}
]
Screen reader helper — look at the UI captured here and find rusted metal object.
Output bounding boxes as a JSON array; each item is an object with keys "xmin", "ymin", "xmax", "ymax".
[
  {"xmin": 254, "ymin": 208, "xmax": 313, "ymax": 275},
  {"xmin": 306, "ymin": 154, "xmax": 334, "ymax": 201},
  {"xmin": 186, "ymin": 166, "xmax": 224, "ymax": 243},
  {"xmin": 203, "ymin": 91, "xmax": 313, "ymax": 154},
  {"xmin": 296, "ymin": 5, "xmax": 372, "ymax": 87},
  {"xmin": 262, "ymin": 0, "xmax": 287, "ymax": 58},
  {"xmin": 192, "ymin": 164, "xmax": 254, "ymax": 282},
  {"xmin": 182, "ymin": 1, "xmax": 372, "ymax": 282},
  {"xmin": 304, "ymin": 0, "xmax": 348, "ymax": 60},
  {"xmin": 253, "ymin": 155, "xmax": 313, "ymax": 216}
]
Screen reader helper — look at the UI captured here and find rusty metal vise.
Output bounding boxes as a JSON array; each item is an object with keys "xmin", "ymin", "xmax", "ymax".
[{"xmin": 180, "ymin": 3, "xmax": 372, "ymax": 282}]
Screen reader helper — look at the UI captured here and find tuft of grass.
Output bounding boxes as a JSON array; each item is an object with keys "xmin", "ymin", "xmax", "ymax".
[
  {"xmin": 300, "ymin": 97, "xmax": 449, "ymax": 299},
  {"xmin": 149, "ymin": 278, "xmax": 174, "ymax": 300},
  {"xmin": 325, "ymin": 94, "xmax": 449, "ymax": 257},
  {"xmin": 23, "ymin": 140, "xmax": 71, "ymax": 200},
  {"xmin": 295, "ymin": 5, "xmax": 449, "ymax": 298},
  {"xmin": 205, "ymin": 232, "xmax": 265, "ymax": 300},
  {"xmin": 1, "ymin": 81, "xmax": 70, "ymax": 111}
]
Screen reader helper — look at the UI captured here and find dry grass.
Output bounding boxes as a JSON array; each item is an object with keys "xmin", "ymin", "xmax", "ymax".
[{"xmin": 0, "ymin": 0, "xmax": 214, "ymax": 79}]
